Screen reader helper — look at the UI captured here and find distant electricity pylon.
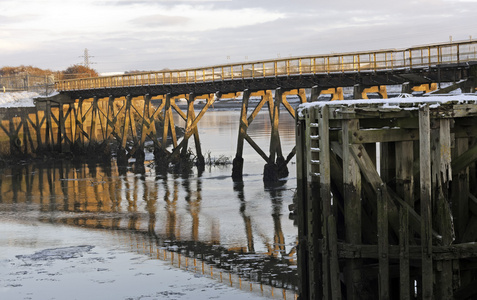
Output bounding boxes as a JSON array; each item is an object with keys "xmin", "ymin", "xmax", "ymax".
[{"xmin": 79, "ymin": 48, "xmax": 95, "ymax": 68}]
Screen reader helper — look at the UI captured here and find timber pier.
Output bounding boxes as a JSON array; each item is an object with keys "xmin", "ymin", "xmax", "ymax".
[{"xmin": 296, "ymin": 96, "xmax": 477, "ymax": 299}]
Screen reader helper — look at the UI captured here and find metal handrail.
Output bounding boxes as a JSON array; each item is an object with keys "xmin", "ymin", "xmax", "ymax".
[{"xmin": 55, "ymin": 39, "xmax": 477, "ymax": 92}]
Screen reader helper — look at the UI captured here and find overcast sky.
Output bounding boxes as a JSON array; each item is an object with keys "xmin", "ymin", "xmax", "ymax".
[{"xmin": 2, "ymin": 0, "xmax": 477, "ymax": 74}]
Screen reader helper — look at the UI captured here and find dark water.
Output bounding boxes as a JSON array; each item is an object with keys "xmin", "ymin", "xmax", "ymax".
[{"xmin": 0, "ymin": 110, "xmax": 298, "ymax": 295}]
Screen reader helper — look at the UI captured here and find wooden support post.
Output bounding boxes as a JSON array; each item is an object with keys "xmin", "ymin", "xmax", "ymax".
[
  {"xmin": 67, "ymin": 103, "xmax": 76, "ymax": 149},
  {"xmin": 377, "ymin": 183, "xmax": 390, "ymax": 299},
  {"xmin": 75, "ymin": 98, "xmax": 86, "ymax": 147},
  {"xmin": 117, "ymin": 95, "xmax": 132, "ymax": 164},
  {"xmin": 401, "ymin": 82, "xmax": 412, "ymax": 94},
  {"xmin": 353, "ymin": 84, "xmax": 364, "ymax": 99},
  {"xmin": 432, "ymin": 119, "xmax": 454, "ymax": 300},
  {"xmin": 232, "ymin": 90, "xmax": 251, "ymax": 181},
  {"xmin": 192, "ymin": 101, "xmax": 205, "ymax": 168},
  {"xmin": 58, "ymin": 102, "xmax": 69, "ymax": 152},
  {"xmin": 45, "ymin": 100, "xmax": 53, "ymax": 150},
  {"xmin": 396, "ymin": 140, "xmax": 413, "ymax": 299},
  {"xmin": 35, "ymin": 109, "xmax": 44, "ymax": 151},
  {"xmin": 310, "ymin": 86, "xmax": 320, "ymax": 102},
  {"xmin": 419, "ymin": 104, "xmax": 433, "ymax": 300},
  {"xmin": 381, "ymin": 141, "xmax": 396, "ymax": 190},
  {"xmin": 168, "ymin": 93, "xmax": 213, "ymax": 166},
  {"xmin": 452, "ymin": 136, "xmax": 469, "ymax": 242},
  {"xmin": 180, "ymin": 94, "xmax": 195, "ymax": 158},
  {"xmin": 319, "ymin": 105, "xmax": 342, "ymax": 300},
  {"xmin": 301, "ymin": 105, "xmax": 324, "ymax": 300},
  {"xmin": 105, "ymin": 95, "xmax": 115, "ymax": 141},
  {"xmin": 342, "ymin": 116, "xmax": 362, "ymax": 299},
  {"xmin": 162, "ymin": 94, "xmax": 173, "ymax": 148},
  {"xmin": 264, "ymin": 87, "xmax": 287, "ymax": 182},
  {"xmin": 135, "ymin": 94, "xmax": 152, "ymax": 162},
  {"xmin": 90, "ymin": 96, "xmax": 99, "ymax": 144}
]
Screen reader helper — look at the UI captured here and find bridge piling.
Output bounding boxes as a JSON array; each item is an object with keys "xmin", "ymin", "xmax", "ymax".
[{"xmin": 231, "ymin": 89, "xmax": 250, "ymax": 181}]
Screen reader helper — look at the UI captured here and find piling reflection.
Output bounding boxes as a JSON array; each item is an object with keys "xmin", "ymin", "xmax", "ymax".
[{"xmin": 0, "ymin": 159, "xmax": 297, "ymax": 294}]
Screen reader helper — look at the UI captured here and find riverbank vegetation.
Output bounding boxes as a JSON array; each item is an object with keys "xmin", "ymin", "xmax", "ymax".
[{"xmin": 0, "ymin": 65, "xmax": 98, "ymax": 80}]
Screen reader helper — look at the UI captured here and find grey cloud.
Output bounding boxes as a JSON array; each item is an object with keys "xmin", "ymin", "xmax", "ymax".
[
  {"xmin": 0, "ymin": 14, "xmax": 37, "ymax": 25},
  {"xmin": 130, "ymin": 14, "xmax": 190, "ymax": 27}
]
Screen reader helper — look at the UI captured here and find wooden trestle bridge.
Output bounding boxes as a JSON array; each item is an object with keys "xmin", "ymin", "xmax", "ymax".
[{"xmin": 1, "ymin": 39, "xmax": 477, "ymax": 182}]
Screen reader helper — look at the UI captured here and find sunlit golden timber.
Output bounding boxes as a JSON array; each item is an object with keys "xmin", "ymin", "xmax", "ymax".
[{"xmin": 55, "ymin": 40, "xmax": 477, "ymax": 91}]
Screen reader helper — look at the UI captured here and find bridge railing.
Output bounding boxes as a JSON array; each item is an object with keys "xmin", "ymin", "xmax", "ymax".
[{"xmin": 56, "ymin": 40, "xmax": 477, "ymax": 92}]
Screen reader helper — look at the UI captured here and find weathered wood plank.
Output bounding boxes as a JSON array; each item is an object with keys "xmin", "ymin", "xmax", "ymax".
[
  {"xmin": 432, "ymin": 119, "xmax": 454, "ymax": 300},
  {"xmin": 319, "ymin": 105, "xmax": 341, "ymax": 300},
  {"xmin": 396, "ymin": 140, "xmax": 413, "ymax": 300},
  {"xmin": 342, "ymin": 114, "xmax": 361, "ymax": 300},
  {"xmin": 419, "ymin": 104, "xmax": 433, "ymax": 300},
  {"xmin": 377, "ymin": 184, "xmax": 389, "ymax": 299},
  {"xmin": 295, "ymin": 109, "xmax": 311, "ymax": 300},
  {"xmin": 350, "ymin": 128, "xmax": 419, "ymax": 143}
]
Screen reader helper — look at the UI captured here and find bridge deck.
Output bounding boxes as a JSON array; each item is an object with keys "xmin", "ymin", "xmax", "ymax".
[{"xmin": 56, "ymin": 39, "xmax": 477, "ymax": 99}]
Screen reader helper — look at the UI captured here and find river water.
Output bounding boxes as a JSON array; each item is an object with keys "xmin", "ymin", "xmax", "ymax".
[{"xmin": 0, "ymin": 108, "xmax": 299, "ymax": 299}]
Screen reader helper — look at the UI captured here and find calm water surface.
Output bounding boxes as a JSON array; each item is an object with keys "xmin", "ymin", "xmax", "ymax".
[{"xmin": 0, "ymin": 110, "xmax": 299, "ymax": 295}]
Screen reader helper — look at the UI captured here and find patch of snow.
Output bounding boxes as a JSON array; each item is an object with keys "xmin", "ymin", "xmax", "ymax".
[
  {"xmin": 0, "ymin": 92, "xmax": 38, "ymax": 108},
  {"xmin": 297, "ymin": 94, "xmax": 477, "ymax": 117}
]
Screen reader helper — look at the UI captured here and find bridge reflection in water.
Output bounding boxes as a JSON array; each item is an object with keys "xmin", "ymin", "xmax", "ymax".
[{"xmin": 0, "ymin": 157, "xmax": 298, "ymax": 298}]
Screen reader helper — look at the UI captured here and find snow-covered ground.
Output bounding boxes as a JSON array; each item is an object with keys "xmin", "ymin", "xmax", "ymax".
[
  {"xmin": 0, "ymin": 92, "xmax": 37, "ymax": 108},
  {"xmin": 0, "ymin": 219, "xmax": 273, "ymax": 300}
]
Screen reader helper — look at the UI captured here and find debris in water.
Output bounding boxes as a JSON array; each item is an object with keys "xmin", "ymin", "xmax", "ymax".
[{"xmin": 16, "ymin": 245, "xmax": 95, "ymax": 261}]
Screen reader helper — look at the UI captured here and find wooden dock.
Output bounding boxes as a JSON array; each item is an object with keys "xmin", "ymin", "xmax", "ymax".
[{"xmin": 296, "ymin": 95, "xmax": 477, "ymax": 300}]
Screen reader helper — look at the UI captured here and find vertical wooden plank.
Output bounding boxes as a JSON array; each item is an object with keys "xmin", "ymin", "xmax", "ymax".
[
  {"xmin": 139, "ymin": 94, "xmax": 151, "ymax": 147},
  {"xmin": 380, "ymin": 141, "xmax": 396, "ymax": 189},
  {"xmin": 129, "ymin": 98, "xmax": 138, "ymax": 144},
  {"xmin": 120, "ymin": 95, "xmax": 132, "ymax": 149},
  {"xmin": 419, "ymin": 104, "xmax": 433, "ymax": 300},
  {"xmin": 90, "ymin": 96, "xmax": 98, "ymax": 144},
  {"xmin": 310, "ymin": 86, "xmax": 320, "ymax": 102},
  {"xmin": 58, "ymin": 102, "xmax": 68, "ymax": 152},
  {"xmin": 232, "ymin": 89, "xmax": 250, "ymax": 181},
  {"xmin": 167, "ymin": 96, "xmax": 178, "ymax": 148},
  {"xmin": 162, "ymin": 94, "xmax": 171, "ymax": 148},
  {"xmin": 105, "ymin": 96, "xmax": 115, "ymax": 141},
  {"xmin": 319, "ymin": 105, "xmax": 341, "ymax": 300},
  {"xmin": 67, "ymin": 104, "xmax": 76, "ymax": 147},
  {"xmin": 35, "ymin": 109, "xmax": 44, "ymax": 150},
  {"xmin": 181, "ymin": 93, "xmax": 194, "ymax": 157},
  {"xmin": 377, "ymin": 183, "xmax": 389, "ymax": 300},
  {"xmin": 269, "ymin": 88, "xmax": 282, "ymax": 164},
  {"xmin": 432, "ymin": 119, "xmax": 453, "ymax": 300},
  {"xmin": 452, "ymin": 136, "xmax": 469, "ymax": 242},
  {"xmin": 45, "ymin": 100, "xmax": 53, "ymax": 150},
  {"xmin": 76, "ymin": 98, "xmax": 85, "ymax": 147},
  {"xmin": 396, "ymin": 141, "xmax": 413, "ymax": 299},
  {"xmin": 192, "ymin": 102, "xmax": 204, "ymax": 166},
  {"xmin": 296, "ymin": 108, "xmax": 310, "ymax": 299},
  {"xmin": 306, "ymin": 106, "xmax": 324, "ymax": 300},
  {"xmin": 342, "ymin": 114, "xmax": 361, "ymax": 300}
]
